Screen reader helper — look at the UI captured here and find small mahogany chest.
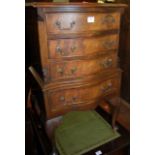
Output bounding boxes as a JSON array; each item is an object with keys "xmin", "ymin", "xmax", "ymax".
[{"xmin": 27, "ymin": 2, "xmax": 126, "ymax": 121}]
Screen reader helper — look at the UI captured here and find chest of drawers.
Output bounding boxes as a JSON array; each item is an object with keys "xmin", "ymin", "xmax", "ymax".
[{"xmin": 27, "ymin": 2, "xmax": 126, "ymax": 120}]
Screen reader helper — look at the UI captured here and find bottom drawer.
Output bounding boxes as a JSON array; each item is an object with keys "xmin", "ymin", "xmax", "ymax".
[{"xmin": 44, "ymin": 74, "xmax": 121, "ymax": 118}]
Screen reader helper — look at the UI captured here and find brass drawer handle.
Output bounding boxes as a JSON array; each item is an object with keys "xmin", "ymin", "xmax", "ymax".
[
  {"xmin": 56, "ymin": 44, "xmax": 76, "ymax": 56},
  {"xmin": 71, "ymin": 66, "xmax": 77, "ymax": 74},
  {"xmin": 55, "ymin": 20, "xmax": 76, "ymax": 30},
  {"xmin": 57, "ymin": 66, "xmax": 77, "ymax": 76},
  {"xmin": 100, "ymin": 58, "xmax": 113, "ymax": 68},
  {"xmin": 72, "ymin": 96, "xmax": 77, "ymax": 105},
  {"xmin": 59, "ymin": 96, "xmax": 77, "ymax": 105},
  {"xmin": 57, "ymin": 67, "xmax": 64, "ymax": 75},
  {"xmin": 103, "ymin": 15, "xmax": 115, "ymax": 25},
  {"xmin": 103, "ymin": 40, "xmax": 116, "ymax": 49},
  {"xmin": 101, "ymin": 82, "xmax": 113, "ymax": 92},
  {"xmin": 60, "ymin": 96, "xmax": 65, "ymax": 102},
  {"xmin": 59, "ymin": 96, "xmax": 66, "ymax": 105},
  {"xmin": 70, "ymin": 45, "xmax": 76, "ymax": 53},
  {"xmin": 56, "ymin": 45, "xmax": 63, "ymax": 55}
]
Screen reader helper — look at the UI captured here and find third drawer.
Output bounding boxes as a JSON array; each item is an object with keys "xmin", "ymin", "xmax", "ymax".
[{"xmin": 47, "ymin": 52, "xmax": 118, "ymax": 81}]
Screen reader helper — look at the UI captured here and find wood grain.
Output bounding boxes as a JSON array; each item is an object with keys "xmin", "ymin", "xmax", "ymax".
[
  {"xmin": 48, "ymin": 34, "xmax": 119, "ymax": 59},
  {"xmin": 45, "ymin": 12, "xmax": 120, "ymax": 34},
  {"xmin": 27, "ymin": 3, "xmax": 126, "ymax": 126}
]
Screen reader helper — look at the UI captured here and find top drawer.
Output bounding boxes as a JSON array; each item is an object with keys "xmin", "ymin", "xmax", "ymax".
[{"xmin": 45, "ymin": 12, "xmax": 121, "ymax": 34}]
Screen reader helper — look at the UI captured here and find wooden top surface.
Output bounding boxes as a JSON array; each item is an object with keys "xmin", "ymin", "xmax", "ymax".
[{"xmin": 26, "ymin": 2, "xmax": 127, "ymax": 8}]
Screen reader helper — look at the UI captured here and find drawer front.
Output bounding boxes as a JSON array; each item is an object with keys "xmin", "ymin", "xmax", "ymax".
[
  {"xmin": 48, "ymin": 34, "xmax": 119, "ymax": 59},
  {"xmin": 47, "ymin": 77, "xmax": 120, "ymax": 110},
  {"xmin": 49, "ymin": 53, "xmax": 117, "ymax": 81},
  {"xmin": 45, "ymin": 13, "xmax": 121, "ymax": 34}
]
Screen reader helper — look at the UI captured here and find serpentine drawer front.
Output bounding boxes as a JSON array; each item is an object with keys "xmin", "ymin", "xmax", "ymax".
[
  {"xmin": 40, "ymin": 70, "xmax": 122, "ymax": 118},
  {"xmin": 47, "ymin": 77, "xmax": 120, "ymax": 110},
  {"xmin": 49, "ymin": 53, "xmax": 118, "ymax": 81},
  {"xmin": 45, "ymin": 13, "xmax": 120, "ymax": 34},
  {"xmin": 28, "ymin": 3, "xmax": 126, "ymax": 119},
  {"xmin": 48, "ymin": 34, "xmax": 119, "ymax": 59}
]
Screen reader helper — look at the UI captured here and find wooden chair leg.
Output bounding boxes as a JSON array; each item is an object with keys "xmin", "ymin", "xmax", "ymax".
[
  {"xmin": 112, "ymin": 105, "xmax": 120, "ymax": 130},
  {"xmin": 45, "ymin": 117, "xmax": 63, "ymax": 155},
  {"xmin": 51, "ymin": 126, "xmax": 58, "ymax": 155},
  {"xmin": 104, "ymin": 97, "xmax": 121, "ymax": 130}
]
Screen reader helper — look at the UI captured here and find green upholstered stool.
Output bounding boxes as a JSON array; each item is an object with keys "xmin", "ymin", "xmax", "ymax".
[{"xmin": 55, "ymin": 110, "xmax": 120, "ymax": 155}]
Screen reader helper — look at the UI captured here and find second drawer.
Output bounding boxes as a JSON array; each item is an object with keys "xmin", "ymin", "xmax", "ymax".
[{"xmin": 48, "ymin": 34, "xmax": 119, "ymax": 59}]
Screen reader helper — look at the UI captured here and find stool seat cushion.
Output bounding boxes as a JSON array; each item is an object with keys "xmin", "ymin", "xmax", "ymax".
[{"xmin": 55, "ymin": 110, "xmax": 120, "ymax": 155}]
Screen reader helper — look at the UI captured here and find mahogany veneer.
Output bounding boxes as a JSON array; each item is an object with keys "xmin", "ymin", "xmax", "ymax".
[{"xmin": 27, "ymin": 3, "xmax": 127, "ymax": 125}]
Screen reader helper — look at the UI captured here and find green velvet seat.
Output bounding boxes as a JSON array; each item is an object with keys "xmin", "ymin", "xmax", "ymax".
[{"xmin": 55, "ymin": 110, "xmax": 120, "ymax": 155}]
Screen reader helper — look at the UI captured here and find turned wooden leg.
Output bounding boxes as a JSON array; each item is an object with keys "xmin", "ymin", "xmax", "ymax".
[
  {"xmin": 45, "ymin": 117, "xmax": 63, "ymax": 155},
  {"xmin": 51, "ymin": 125, "xmax": 59, "ymax": 155},
  {"xmin": 112, "ymin": 105, "xmax": 120, "ymax": 130},
  {"xmin": 112, "ymin": 97, "xmax": 121, "ymax": 130},
  {"xmin": 104, "ymin": 97, "xmax": 121, "ymax": 130}
]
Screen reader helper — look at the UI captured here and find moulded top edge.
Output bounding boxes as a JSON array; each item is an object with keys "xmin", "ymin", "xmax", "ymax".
[{"xmin": 25, "ymin": 2, "xmax": 127, "ymax": 8}]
